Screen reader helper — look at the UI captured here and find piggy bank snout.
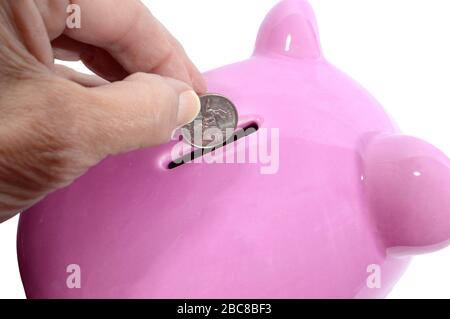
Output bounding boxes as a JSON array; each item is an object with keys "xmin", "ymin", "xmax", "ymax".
[{"xmin": 363, "ymin": 134, "xmax": 450, "ymax": 256}]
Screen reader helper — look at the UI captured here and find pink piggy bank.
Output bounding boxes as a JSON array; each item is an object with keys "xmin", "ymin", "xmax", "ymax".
[{"xmin": 17, "ymin": 0, "xmax": 450, "ymax": 298}]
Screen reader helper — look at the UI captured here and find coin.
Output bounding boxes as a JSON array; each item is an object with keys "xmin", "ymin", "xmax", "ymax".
[{"xmin": 181, "ymin": 93, "xmax": 238, "ymax": 149}]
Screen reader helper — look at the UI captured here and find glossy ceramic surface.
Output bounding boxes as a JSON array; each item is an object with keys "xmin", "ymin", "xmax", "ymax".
[{"xmin": 17, "ymin": 0, "xmax": 450, "ymax": 298}]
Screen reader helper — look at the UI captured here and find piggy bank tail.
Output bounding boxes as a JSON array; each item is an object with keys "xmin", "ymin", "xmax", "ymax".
[{"xmin": 363, "ymin": 134, "xmax": 450, "ymax": 256}]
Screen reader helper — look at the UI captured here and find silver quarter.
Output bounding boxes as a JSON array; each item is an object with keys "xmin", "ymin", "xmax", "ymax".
[{"xmin": 181, "ymin": 94, "xmax": 238, "ymax": 149}]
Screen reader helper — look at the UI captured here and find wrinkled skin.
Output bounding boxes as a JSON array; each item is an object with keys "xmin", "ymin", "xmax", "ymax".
[{"xmin": 0, "ymin": 0, "xmax": 206, "ymax": 223}]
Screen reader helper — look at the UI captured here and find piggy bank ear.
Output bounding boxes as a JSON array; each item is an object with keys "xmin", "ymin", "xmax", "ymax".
[
  {"xmin": 363, "ymin": 134, "xmax": 450, "ymax": 256},
  {"xmin": 253, "ymin": 0, "xmax": 322, "ymax": 59}
]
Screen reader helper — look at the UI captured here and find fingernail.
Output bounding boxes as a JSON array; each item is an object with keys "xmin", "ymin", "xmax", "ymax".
[{"xmin": 177, "ymin": 90, "xmax": 201, "ymax": 127}]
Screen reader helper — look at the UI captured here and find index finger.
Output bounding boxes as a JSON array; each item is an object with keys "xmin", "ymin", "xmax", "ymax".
[{"xmin": 64, "ymin": 0, "xmax": 206, "ymax": 93}]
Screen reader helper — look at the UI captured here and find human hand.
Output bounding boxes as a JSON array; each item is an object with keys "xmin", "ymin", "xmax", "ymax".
[{"xmin": 0, "ymin": 0, "xmax": 206, "ymax": 222}]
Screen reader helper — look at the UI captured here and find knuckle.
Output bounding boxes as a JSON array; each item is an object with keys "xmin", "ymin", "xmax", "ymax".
[
  {"xmin": 124, "ymin": 71, "xmax": 149, "ymax": 82},
  {"xmin": 35, "ymin": 0, "xmax": 70, "ymax": 39},
  {"xmin": 147, "ymin": 81, "xmax": 178, "ymax": 142},
  {"xmin": 125, "ymin": 73, "xmax": 179, "ymax": 144}
]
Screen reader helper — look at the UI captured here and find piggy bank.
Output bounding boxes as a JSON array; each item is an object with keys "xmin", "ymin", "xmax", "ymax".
[{"xmin": 17, "ymin": 0, "xmax": 450, "ymax": 298}]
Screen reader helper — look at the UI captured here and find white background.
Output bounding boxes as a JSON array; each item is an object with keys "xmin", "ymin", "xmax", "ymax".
[{"xmin": 0, "ymin": 0, "xmax": 449, "ymax": 298}]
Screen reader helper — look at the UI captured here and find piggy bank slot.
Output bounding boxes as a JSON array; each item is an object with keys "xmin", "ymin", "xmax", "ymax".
[{"xmin": 166, "ymin": 121, "xmax": 260, "ymax": 170}]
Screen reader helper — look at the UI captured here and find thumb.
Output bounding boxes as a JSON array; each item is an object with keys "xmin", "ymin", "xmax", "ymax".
[{"xmin": 82, "ymin": 72, "xmax": 200, "ymax": 157}]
